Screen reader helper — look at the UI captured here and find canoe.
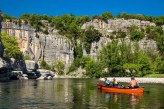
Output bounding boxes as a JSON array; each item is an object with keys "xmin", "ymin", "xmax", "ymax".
[{"xmin": 97, "ymin": 84, "xmax": 144, "ymax": 93}]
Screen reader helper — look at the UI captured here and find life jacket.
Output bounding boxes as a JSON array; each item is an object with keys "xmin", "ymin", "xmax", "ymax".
[
  {"xmin": 113, "ymin": 80, "xmax": 118, "ymax": 85},
  {"xmin": 105, "ymin": 80, "xmax": 110, "ymax": 84}
]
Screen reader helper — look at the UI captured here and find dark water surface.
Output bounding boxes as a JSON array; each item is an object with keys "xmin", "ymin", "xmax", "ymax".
[{"xmin": 0, "ymin": 79, "xmax": 164, "ymax": 109}]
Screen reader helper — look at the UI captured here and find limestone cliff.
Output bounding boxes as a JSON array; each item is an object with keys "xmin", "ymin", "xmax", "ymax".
[
  {"xmin": 1, "ymin": 18, "xmax": 160, "ymax": 67},
  {"xmin": 82, "ymin": 19, "xmax": 158, "ymax": 59},
  {"xmin": 2, "ymin": 21, "xmax": 74, "ymax": 66}
]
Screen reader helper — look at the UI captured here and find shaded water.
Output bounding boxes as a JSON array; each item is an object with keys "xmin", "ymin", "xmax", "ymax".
[{"xmin": 0, "ymin": 79, "xmax": 164, "ymax": 109}]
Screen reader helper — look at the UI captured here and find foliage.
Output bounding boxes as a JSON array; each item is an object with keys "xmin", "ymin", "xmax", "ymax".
[
  {"xmin": 68, "ymin": 58, "xmax": 81, "ymax": 73},
  {"xmin": 2, "ymin": 14, "xmax": 16, "ymax": 21},
  {"xmin": 98, "ymin": 40, "xmax": 123, "ymax": 76},
  {"xmin": 83, "ymin": 26, "xmax": 103, "ymax": 53},
  {"xmin": 1, "ymin": 33, "xmax": 22, "ymax": 59},
  {"xmin": 101, "ymin": 12, "xmax": 113, "ymax": 22},
  {"xmin": 98, "ymin": 40, "xmax": 155, "ymax": 77},
  {"xmin": 145, "ymin": 26, "xmax": 163, "ymax": 40},
  {"xmin": 68, "ymin": 56, "xmax": 91, "ymax": 73},
  {"xmin": 40, "ymin": 60, "xmax": 51, "ymax": 70},
  {"xmin": 23, "ymin": 54, "xmax": 31, "ymax": 60},
  {"xmin": 154, "ymin": 57, "xmax": 164, "ymax": 74},
  {"xmin": 85, "ymin": 59, "xmax": 103, "ymax": 78},
  {"xmin": 116, "ymin": 31, "xmax": 126, "ymax": 38},
  {"xmin": 153, "ymin": 16, "xmax": 164, "ymax": 26},
  {"xmin": 54, "ymin": 60, "xmax": 65, "ymax": 75},
  {"xmin": 117, "ymin": 13, "xmax": 146, "ymax": 20},
  {"xmin": 117, "ymin": 12, "xmax": 164, "ymax": 26},
  {"xmin": 144, "ymin": 74, "xmax": 164, "ymax": 78},
  {"xmin": 74, "ymin": 43, "xmax": 83, "ymax": 58},
  {"xmin": 156, "ymin": 34, "xmax": 164, "ymax": 55},
  {"xmin": 130, "ymin": 30, "xmax": 144, "ymax": 41},
  {"xmin": 137, "ymin": 52, "xmax": 151, "ymax": 76},
  {"xmin": 3, "ymin": 13, "xmax": 164, "ymax": 77}
]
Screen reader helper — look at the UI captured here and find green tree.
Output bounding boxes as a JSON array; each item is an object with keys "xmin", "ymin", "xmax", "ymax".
[
  {"xmin": 84, "ymin": 26, "xmax": 103, "ymax": 53},
  {"xmin": 54, "ymin": 60, "xmax": 65, "ymax": 75},
  {"xmin": 130, "ymin": 30, "xmax": 144, "ymax": 41},
  {"xmin": 85, "ymin": 59, "xmax": 103, "ymax": 78},
  {"xmin": 2, "ymin": 33, "xmax": 22, "ymax": 59},
  {"xmin": 40, "ymin": 60, "xmax": 51, "ymax": 70},
  {"xmin": 74, "ymin": 43, "xmax": 83, "ymax": 58},
  {"xmin": 123, "ymin": 63, "xmax": 140, "ymax": 76},
  {"xmin": 137, "ymin": 52, "xmax": 151, "ymax": 76},
  {"xmin": 156, "ymin": 34, "xmax": 164, "ymax": 55},
  {"xmin": 154, "ymin": 57, "xmax": 164, "ymax": 74},
  {"xmin": 98, "ymin": 41, "xmax": 123, "ymax": 76},
  {"xmin": 101, "ymin": 12, "xmax": 113, "ymax": 22}
]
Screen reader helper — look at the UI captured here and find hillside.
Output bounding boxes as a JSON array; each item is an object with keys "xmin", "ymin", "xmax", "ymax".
[{"xmin": 1, "ymin": 13, "xmax": 164, "ymax": 77}]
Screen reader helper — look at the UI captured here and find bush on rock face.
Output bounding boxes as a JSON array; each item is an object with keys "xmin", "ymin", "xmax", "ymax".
[{"xmin": 1, "ymin": 33, "xmax": 22, "ymax": 59}]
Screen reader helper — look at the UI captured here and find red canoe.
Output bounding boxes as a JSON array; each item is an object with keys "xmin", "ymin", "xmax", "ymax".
[{"xmin": 97, "ymin": 84, "xmax": 144, "ymax": 94}]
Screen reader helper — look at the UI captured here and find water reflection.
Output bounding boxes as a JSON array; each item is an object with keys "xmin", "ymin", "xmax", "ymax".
[
  {"xmin": 97, "ymin": 89, "xmax": 144, "ymax": 108},
  {"xmin": 0, "ymin": 79, "xmax": 164, "ymax": 109},
  {"xmin": 130, "ymin": 94, "xmax": 139, "ymax": 105}
]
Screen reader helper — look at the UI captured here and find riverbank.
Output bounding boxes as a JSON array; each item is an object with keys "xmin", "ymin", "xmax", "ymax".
[{"xmin": 99, "ymin": 77, "xmax": 164, "ymax": 84}]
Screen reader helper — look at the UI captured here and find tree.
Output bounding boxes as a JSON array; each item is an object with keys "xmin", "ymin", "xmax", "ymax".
[
  {"xmin": 2, "ymin": 33, "xmax": 22, "ymax": 59},
  {"xmin": 85, "ymin": 59, "xmax": 103, "ymax": 78},
  {"xmin": 137, "ymin": 52, "xmax": 151, "ymax": 76},
  {"xmin": 84, "ymin": 26, "xmax": 103, "ymax": 53},
  {"xmin": 156, "ymin": 34, "xmax": 164, "ymax": 55},
  {"xmin": 98, "ymin": 41, "xmax": 123, "ymax": 76},
  {"xmin": 40, "ymin": 60, "xmax": 51, "ymax": 70},
  {"xmin": 154, "ymin": 57, "xmax": 164, "ymax": 74},
  {"xmin": 123, "ymin": 63, "xmax": 140, "ymax": 76},
  {"xmin": 54, "ymin": 60, "xmax": 65, "ymax": 75},
  {"xmin": 74, "ymin": 43, "xmax": 83, "ymax": 58},
  {"xmin": 130, "ymin": 30, "xmax": 144, "ymax": 41},
  {"xmin": 101, "ymin": 12, "xmax": 113, "ymax": 22}
]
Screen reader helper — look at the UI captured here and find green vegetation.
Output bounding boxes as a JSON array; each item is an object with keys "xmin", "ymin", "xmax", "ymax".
[
  {"xmin": 53, "ymin": 60, "xmax": 65, "ymax": 75},
  {"xmin": 2, "ymin": 12, "xmax": 164, "ymax": 77},
  {"xmin": 40, "ymin": 60, "xmax": 51, "ymax": 70},
  {"xmin": 1, "ymin": 33, "xmax": 22, "ymax": 59},
  {"xmin": 144, "ymin": 74, "xmax": 164, "ymax": 78},
  {"xmin": 130, "ymin": 30, "xmax": 144, "ymax": 41},
  {"xmin": 117, "ymin": 13, "xmax": 164, "ymax": 26},
  {"xmin": 23, "ymin": 54, "xmax": 31, "ymax": 60},
  {"xmin": 83, "ymin": 26, "xmax": 103, "ymax": 53}
]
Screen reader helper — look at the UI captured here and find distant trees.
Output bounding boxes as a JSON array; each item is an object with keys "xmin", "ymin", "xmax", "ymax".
[
  {"xmin": 2, "ymin": 12, "xmax": 164, "ymax": 76},
  {"xmin": 2, "ymin": 14, "xmax": 16, "ymax": 21},
  {"xmin": 98, "ymin": 40, "xmax": 153, "ymax": 77}
]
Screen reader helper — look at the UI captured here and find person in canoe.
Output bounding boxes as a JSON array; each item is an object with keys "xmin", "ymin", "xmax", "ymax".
[
  {"xmin": 112, "ymin": 78, "xmax": 118, "ymax": 87},
  {"xmin": 104, "ymin": 77, "xmax": 110, "ymax": 86},
  {"xmin": 128, "ymin": 77, "xmax": 139, "ymax": 88}
]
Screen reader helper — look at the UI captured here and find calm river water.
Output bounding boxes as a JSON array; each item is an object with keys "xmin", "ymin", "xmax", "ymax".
[{"xmin": 0, "ymin": 78, "xmax": 164, "ymax": 109}]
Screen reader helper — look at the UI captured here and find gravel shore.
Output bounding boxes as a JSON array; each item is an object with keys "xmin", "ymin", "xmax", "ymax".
[{"xmin": 100, "ymin": 77, "xmax": 164, "ymax": 84}]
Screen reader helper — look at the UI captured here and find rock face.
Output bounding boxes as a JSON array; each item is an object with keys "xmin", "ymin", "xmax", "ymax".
[
  {"xmin": 2, "ymin": 18, "xmax": 159, "ymax": 67},
  {"xmin": 2, "ymin": 21, "xmax": 74, "ymax": 66},
  {"xmin": 82, "ymin": 19, "xmax": 157, "ymax": 59},
  {"xmin": 81, "ymin": 19, "xmax": 155, "ymax": 35}
]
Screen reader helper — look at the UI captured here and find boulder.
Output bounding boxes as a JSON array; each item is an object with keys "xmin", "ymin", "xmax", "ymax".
[
  {"xmin": 0, "ymin": 57, "xmax": 7, "ymax": 68},
  {"xmin": 25, "ymin": 60, "xmax": 38, "ymax": 71}
]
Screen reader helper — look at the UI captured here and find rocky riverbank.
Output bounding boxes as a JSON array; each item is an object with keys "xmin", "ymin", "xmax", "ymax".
[{"xmin": 100, "ymin": 77, "xmax": 164, "ymax": 84}]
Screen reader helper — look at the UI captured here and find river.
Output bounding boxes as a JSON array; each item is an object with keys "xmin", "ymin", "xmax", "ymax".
[{"xmin": 0, "ymin": 78, "xmax": 164, "ymax": 109}]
